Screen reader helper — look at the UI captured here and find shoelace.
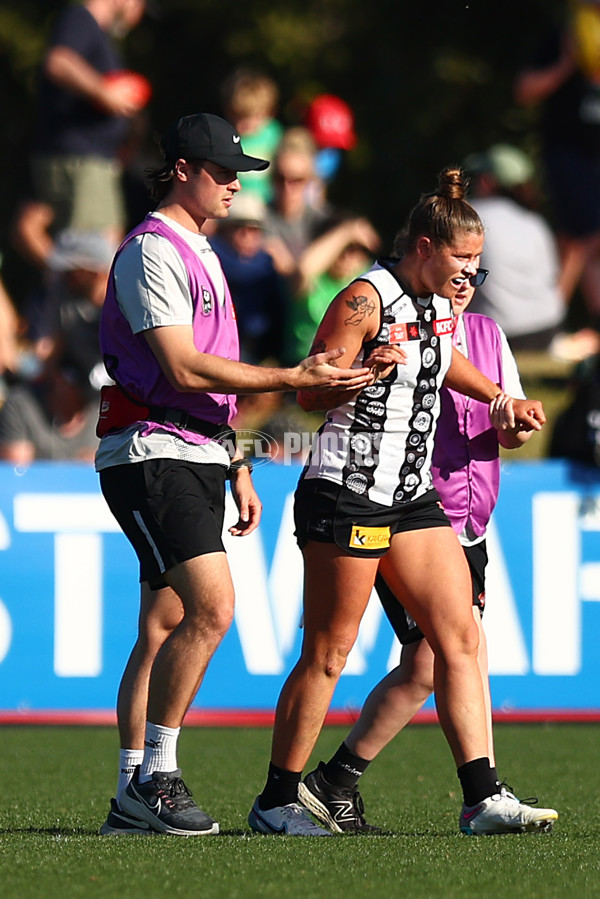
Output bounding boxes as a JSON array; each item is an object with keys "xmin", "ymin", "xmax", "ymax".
[
  {"xmin": 498, "ymin": 780, "xmax": 539, "ymax": 806},
  {"xmin": 284, "ymin": 803, "xmax": 326, "ymax": 830},
  {"xmin": 156, "ymin": 776, "xmax": 195, "ymax": 810},
  {"xmin": 322, "ymin": 778, "xmax": 368, "ymax": 825}
]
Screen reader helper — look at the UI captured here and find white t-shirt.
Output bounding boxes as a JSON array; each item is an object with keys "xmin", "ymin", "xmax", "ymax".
[{"xmin": 95, "ymin": 213, "xmax": 230, "ymax": 472}]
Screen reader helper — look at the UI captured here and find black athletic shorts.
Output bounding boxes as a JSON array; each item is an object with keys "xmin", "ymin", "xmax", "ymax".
[
  {"xmin": 99, "ymin": 459, "xmax": 227, "ymax": 590},
  {"xmin": 294, "ymin": 477, "xmax": 451, "ymax": 559},
  {"xmin": 378, "ymin": 539, "xmax": 488, "ymax": 645}
]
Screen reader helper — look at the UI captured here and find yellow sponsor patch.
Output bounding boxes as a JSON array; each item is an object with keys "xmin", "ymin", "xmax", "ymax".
[{"xmin": 349, "ymin": 525, "xmax": 391, "ymax": 550}]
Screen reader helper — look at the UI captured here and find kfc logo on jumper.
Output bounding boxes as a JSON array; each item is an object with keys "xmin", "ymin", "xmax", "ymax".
[
  {"xmin": 389, "ymin": 322, "xmax": 421, "ymax": 343},
  {"xmin": 433, "ymin": 318, "xmax": 454, "ymax": 336}
]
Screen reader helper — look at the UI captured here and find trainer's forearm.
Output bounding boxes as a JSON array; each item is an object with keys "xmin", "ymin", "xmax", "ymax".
[
  {"xmin": 497, "ymin": 427, "xmax": 533, "ymax": 449},
  {"xmin": 168, "ymin": 351, "xmax": 299, "ymax": 394},
  {"xmin": 444, "ymin": 348, "xmax": 502, "ymax": 403}
]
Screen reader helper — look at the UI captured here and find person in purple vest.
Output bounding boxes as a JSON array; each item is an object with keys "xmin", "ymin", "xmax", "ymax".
[
  {"xmin": 95, "ymin": 112, "xmax": 375, "ymax": 837},
  {"xmin": 296, "ymin": 271, "xmax": 551, "ymax": 834}
]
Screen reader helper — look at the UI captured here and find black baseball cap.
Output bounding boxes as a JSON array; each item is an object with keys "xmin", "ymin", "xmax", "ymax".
[{"xmin": 160, "ymin": 113, "xmax": 269, "ymax": 172}]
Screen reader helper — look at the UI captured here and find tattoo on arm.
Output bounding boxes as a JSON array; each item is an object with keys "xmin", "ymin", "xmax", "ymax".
[
  {"xmin": 308, "ymin": 338, "xmax": 338, "ymax": 367},
  {"xmin": 344, "ymin": 293, "xmax": 375, "ymax": 326},
  {"xmin": 310, "ymin": 339, "xmax": 326, "ymax": 354}
]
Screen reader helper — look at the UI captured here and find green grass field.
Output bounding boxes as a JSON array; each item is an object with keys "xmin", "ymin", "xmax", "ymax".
[{"xmin": 1, "ymin": 723, "xmax": 598, "ymax": 898}]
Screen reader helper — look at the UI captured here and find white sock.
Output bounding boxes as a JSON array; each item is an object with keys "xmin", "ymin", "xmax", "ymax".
[
  {"xmin": 139, "ymin": 722, "xmax": 181, "ymax": 783},
  {"xmin": 116, "ymin": 748, "xmax": 144, "ymax": 808}
]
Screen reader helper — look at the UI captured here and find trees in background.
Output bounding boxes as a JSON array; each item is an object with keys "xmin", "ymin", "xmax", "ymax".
[{"xmin": 0, "ymin": 0, "xmax": 562, "ymax": 304}]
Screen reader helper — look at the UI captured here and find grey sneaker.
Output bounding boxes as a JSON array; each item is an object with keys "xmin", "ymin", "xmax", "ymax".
[
  {"xmin": 248, "ymin": 797, "xmax": 333, "ymax": 835},
  {"xmin": 298, "ymin": 762, "xmax": 381, "ymax": 833},
  {"xmin": 459, "ymin": 792, "xmax": 558, "ymax": 835},
  {"xmin": 99, "ymin": 797, "xmax": 153, "ymax": 835},
  {"xmin": 120, "ymin": 767, "xmax": 219, "ymax": 835}
]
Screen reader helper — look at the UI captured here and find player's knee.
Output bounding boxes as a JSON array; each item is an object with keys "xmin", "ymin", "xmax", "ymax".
[
  {"xmin": 432, "ymin": 615, "xmax": 479, "ymax": 662},
  {"xmin": 317, "ymin": 637, "xmax": 356, "ymax": 679},
  {"xmin": 322, "ymin": 649, "xmax": 348, "ymax": 679},
  {"xmin": 410, "ymin": 670, "xmax": 435, "ymax": 698},
  {"xmin": 195, "ymin": 605, "xmax": 233, "ymax": 642}
]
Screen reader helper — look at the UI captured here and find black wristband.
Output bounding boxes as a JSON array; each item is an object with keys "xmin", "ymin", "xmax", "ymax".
[{"xmin": 227, "ymin": 458, "xmax": 253, "ymax": 478}]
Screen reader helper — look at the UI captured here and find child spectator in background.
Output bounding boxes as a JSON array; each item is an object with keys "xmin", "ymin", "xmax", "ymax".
[{"xmin": 221, "ymin": 68, "xmax": 284, "ymax": 203}]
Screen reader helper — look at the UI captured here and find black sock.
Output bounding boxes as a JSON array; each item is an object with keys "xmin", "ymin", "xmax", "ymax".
[
  {"xmin": 489, "ymin": 765, "xmax": 500, "ymax": 791},
  {"xmin": 457, "ymin": 757, "xmax": 497, "ymax": 807},
  {"xmin": 258, "ymin": 762, "xmax": 301, "ymax": 810},
  {"xmin": 322, "ymin": 742, "xmax": 370, "ymax": 790}
]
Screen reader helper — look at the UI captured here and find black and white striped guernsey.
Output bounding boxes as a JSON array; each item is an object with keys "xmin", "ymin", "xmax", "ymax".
[{"xmin": 300, "ymin": 259, "xmax": 455, "ymax": 507}]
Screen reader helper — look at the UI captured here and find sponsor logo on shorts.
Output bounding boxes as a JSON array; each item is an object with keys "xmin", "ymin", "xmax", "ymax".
[{"xmin": 349, "ymin": 525, "xmax": 391, "ymax": 549}]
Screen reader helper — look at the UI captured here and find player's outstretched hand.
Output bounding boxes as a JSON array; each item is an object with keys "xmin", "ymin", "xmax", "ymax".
[
  {"xmin": 293, "ymin": 347, "xmax": 374, "ymax": 391},
  {"xmin": 363, "ymin": 344, "xmax": 408, "ymax": 381}
]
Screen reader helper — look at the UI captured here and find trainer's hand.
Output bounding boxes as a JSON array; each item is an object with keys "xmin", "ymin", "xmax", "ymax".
[
  {"xmin": 512, "ymin": 396, "xmax": 546, "ymax": 430},
  {"xmin": 490, "ymin": 393, "xmax": 545, "ymax": 432},
  {"xmin": 228, "ymin": 469, "xmax": 262, "ymax": 536},
  {"xmin": 292, "ymin": 347, "xmax": 375, "ymax": 391}
]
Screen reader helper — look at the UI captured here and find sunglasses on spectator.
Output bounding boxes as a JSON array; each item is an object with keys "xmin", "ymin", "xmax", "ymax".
[
  {"xmin": 274, "ymin": 173, "xmax": 310, "ymax": 185},
  {"xmin": 469, "ymin": 268, "xmax": 488, "ymax": 287}
]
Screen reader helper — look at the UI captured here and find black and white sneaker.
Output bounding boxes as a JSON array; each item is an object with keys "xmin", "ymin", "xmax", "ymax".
[
  {"xmin": 99, "ymin": 798, "xmax": 153, "ymax": 835},
  {"xmin": 298, "ymin": 762, "xmax": 381, "ymax": 833},
  {"xmin": 120, "ymin": 767, "xmax": 219, "ymax": 835}
]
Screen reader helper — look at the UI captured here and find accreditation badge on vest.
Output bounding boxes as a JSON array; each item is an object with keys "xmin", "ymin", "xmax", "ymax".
[
  {"xmin": 201, "ymin": 288, "xmax": 213, "ymax": 315},
  {"xmin": 349, "ymin": 524, "xmax": 391, "ymax": 550}
]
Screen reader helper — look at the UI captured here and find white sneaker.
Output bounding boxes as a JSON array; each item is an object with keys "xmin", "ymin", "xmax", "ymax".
[
  {"xmin": 248, "ymin": 797, "xmax": 333, "ymax": 835},
  {"xmin": 459, "ymin": 792, "xmax": 558, "ymax": 835}
]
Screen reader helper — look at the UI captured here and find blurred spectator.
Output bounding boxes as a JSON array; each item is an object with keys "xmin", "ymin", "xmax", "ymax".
[
  {"xmin": 30, "ymin": 0, "xmax": 149, "ymax": 246},
  {"xmin": 10, "ymin": 199, "xmax": 57, "ymax": 271},
  {"xmin": 0, "ymin": 277, "xmax": 21, "ymax": 403},
  {"xmin": 0, "ymin": 228, "xmax": 114, "ymax": 464},
  {"xmin": 0, "ymin": 362, "xmax": 100, "ymax": 464},
  {"xmin": 464, "ymin": 143, "xmax": 566, "ymax": 352},
  {"xmin": 263, "ymin": 127, "xmax": 328, "ymax": 279},
  {"xmin": 514, "ymin": 1, "xmax": 600, "ymax": 338},
  {"xmin": 209, "ymin": 193, "xmax": 287, "ymax": 364},
  {"xmin": 285, "ymin": 214, "xmax": 379, "ymax": 362},
  {"xmin": 264, "ymin": 128, "xmax": 377, "ymax": 281},
  {"xmin": 264, "ymin": 128, "xmax": 381, "ymax": 361},
  {"xmin": 549, "ymin": 351, "xmax": 600, "ymax": 466},
  {"xmin": 33, "ymin": 229, "xmax": 115, "ymax": 393},
  {"xmin": 221, "ymin": 67, "xmax": 284, "ymax": 203},
  {"xmin": 304, "ymin": 93, "xmax": 357, "ymax": 205}
]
